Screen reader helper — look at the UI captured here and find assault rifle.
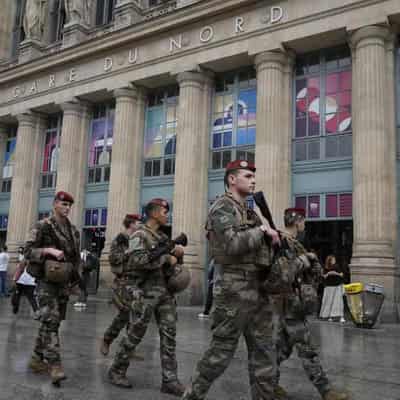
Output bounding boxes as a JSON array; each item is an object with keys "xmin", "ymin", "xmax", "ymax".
[{"xmin": 148, "ymin": 232, "xmax": 188, "ymax": 263}]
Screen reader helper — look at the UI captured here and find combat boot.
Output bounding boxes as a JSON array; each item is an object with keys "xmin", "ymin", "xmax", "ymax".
[
  {"xmin": 323, "ymin": 389, "xmax": 349, "ymax": 400},
  {"xmin": 161, "ymin": 380, "xmax": 185, "ymax": 397},
  {"xmin": 100, "ymin": 339, "xmax": 111, "ymax": 356},
  {"xmin": 108, "ymin": 369, "xmax": 132, "ymax": 388},
  {"xmin": 274, "ymin": 384, "xmax": 289, "ymax": 399},
  {"xmin": 49, "ymin": 364, "xmax": 67, "ymax": 384},
  {"xmin": 28, "ymin": 354, "xmax": 48, "ymax": 374}
]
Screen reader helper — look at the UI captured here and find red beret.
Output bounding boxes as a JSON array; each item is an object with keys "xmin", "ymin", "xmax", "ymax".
[
  {"xmin": 284, "ymin": 208, "xmax": 306, "ymax": 218},
  {"xmin": 125, "ymin": 214, "xmax": 141, "ymax": 221},
  {"xmin": 148, "ymin": 198, "xmax": 170, "ymax": 212},
  {"xmin": 226, "ymin": 160, "xmax": 256, "ymax": 173},
  {"xmin": 54, "ymin": 191, "xmax": 74, "ymax": 204}
]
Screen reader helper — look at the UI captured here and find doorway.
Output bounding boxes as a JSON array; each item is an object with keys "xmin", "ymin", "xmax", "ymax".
[{"xmin": 305, "ymin": 220, "xmax": 353, "ymax": 277}]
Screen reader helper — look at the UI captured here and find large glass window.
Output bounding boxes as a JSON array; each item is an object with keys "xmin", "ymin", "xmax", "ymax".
[
  {"xmin": 84, "ymin": 208, "xmax": 108, "ymax": 227},
  {"xmin": 2, "ymin": 132, "xmax": 16, "ymax": 193},
  {"xmin": 295, "ymin": 192, "xmax": 352, "ymax": 219},
  {"xmin": 294, "ymin": 46, "xmax": 352, "ymax": 162},
  {"xmin": 143, "ymin": 86, "xmax": 179, "ymax": 177},
  {"xmin": 211, "ymin": 69, "xmax": 256, "ymax": 170},
  {"xmin": 41, "ymin": 115, "xmax": 62, "ymax": 189},
  {"xmin": 88, "ymin": 104, "xmax": 114, "ymax": 184}
]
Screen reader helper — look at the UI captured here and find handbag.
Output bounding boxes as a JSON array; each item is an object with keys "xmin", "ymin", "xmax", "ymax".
[{"xmin": 44, "ymin": 260, "xmax": 73, "ymax": 284}]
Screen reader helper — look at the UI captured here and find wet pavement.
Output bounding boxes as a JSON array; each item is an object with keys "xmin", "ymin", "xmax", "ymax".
[{"xmin": 0, "ymin": 296, "xmax": 399, "ymax": 400}]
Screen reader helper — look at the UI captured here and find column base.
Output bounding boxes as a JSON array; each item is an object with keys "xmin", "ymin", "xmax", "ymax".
[
  {"xmin": 62, "ymin": 22, "xmax": 90, "ymax": 48},
  {"xmin": 350, "ymin": 256, "xmax": 400, "ymax": 323},
  {"xmin": 18, "ymin": 40, "xmax": 44, "ymax": 63},
  {"xmin": 114, "ymin": 1, "xmax": 142, "ymax": 30}
]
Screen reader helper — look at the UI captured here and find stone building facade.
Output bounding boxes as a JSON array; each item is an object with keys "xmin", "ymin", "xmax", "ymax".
[{"xmin": 0, "ymin": 0, "xmax": 399, "ymax": 321}]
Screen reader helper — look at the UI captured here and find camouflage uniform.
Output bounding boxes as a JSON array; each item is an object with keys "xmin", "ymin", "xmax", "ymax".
[
  {"xmin": 109, "ymin": 224, "xmax": 180, "ymax": 385},
  {"xmin": 103, "ymin": 232, "xmax": 132, "ymax": 346},
  {"xmin": 24, "ymin": 216, "xmax": 80, "ymax": 367},
  {"xmin": 273, "ymin": 232, "xmax": 331, "ymax": 396},
  {"xmin": 183, "ymin": 192, "xmax": 277, "ymax": 400}
]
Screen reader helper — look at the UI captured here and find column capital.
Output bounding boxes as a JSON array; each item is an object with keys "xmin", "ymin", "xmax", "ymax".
[
  {"xmin": 254, "ymin": 50, "xmax": 293, "ymax": 72},
  {"xmin": 113, "ymin": 85, "xmax": 145, "ymax": 101},
  {"xmin": 349, "ymin": 25, "xmax": 392, "ymax": 49},
  {"xmin": 176, "ymin": 71, "xmax": 214, "ymax": 88},
  {"xmin": 60, "ymin": 99, "xmax": 91, "ymax": 115},
  {"xmin": 16, "ymin": 111, "xmax": 40, "ymax": 127}
]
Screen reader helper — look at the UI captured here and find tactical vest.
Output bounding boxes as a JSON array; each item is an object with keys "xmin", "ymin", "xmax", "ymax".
[{"xmin": 206, "ymin": 194, "xmax": 271, "ymax": 268}]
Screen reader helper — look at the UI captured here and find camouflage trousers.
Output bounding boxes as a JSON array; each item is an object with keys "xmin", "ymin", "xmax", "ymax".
[
  {"xmin": 183, "ymin": 271, "xmax": 277, "ymax": 400},
  {"xmin": 33, "ymin": 282, "xmax": 69, "ymax": 366},
  {"xmin": 110, "ymin": 285, "xmax": 178, "ymax": 383},
  {"xmin": 274, "ymin": 316, "xmax": 331, "ymax": 395},
  {"xmin": 103, "ymin": 282, "xmax": 130, "ymax": 344}
]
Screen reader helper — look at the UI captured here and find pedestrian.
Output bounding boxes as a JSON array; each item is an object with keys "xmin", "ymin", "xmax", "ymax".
[
  {"xmin": 25, "ymin": 191, "xmax": 81, "ymax": 386},
  {"xmin": 11, "ymin": 247, "xmax": 39, "ymax": 318},
  {"xmin": 271, "ymin": 208, "xmax": 349, "ymax": 400},
  {"xmin": 198, "ymin": 257, "xmax": 214, "ymax": 319},
  {"xmin": 319, "ymin": 255, "xmax": 346, "ymax": 323},
  {"xmin": 182, "ymin": 159, "xmax": 280, "ymax": 400},
  {"xmin": 100, "ymin": 213, "xmax": 144, "ymax": 362},
  {"xmin": 0, "ymin": 245, "xmax": 10, "ymax": 297},
  {"xmin": 108, "ymin": 199, "xmax": 186, "ymax": 396},
  {"xmin": 74, "ymin": 248, "xmax": 99, "ymax": 308}
]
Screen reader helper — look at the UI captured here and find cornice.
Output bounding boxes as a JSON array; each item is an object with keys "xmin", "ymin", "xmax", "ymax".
[{"xmin": 0, "ymin": 0, "xmax": 258, "ymax": 84}]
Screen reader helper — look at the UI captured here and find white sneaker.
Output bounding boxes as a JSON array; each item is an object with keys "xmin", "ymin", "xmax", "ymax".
[
  {"xmin": 74, "ymin": 302, "xmax": 84, "ymax": 307},
  {"xmin": 198, "ymin": 313, "xmax": 210, "ymax": 319},
  {"xmin": 340, "ymin": 317, "xmax": 346, "ymax": 323},
  {"xmin": 328, "ymin": 318, "xmax": 333, "ymax": 322}
]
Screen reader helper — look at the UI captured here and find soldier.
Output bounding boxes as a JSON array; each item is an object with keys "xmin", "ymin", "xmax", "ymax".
[
  {"xmin": 100, "ymin": 214, "xmax": 144, "ymax": 361},
  {"xmin": 272, "ymin": 208, "xmax": 349, "ymax": 400},
  {"xmin": 108, "ymin": 198, "xmax": 185, "ymax": 396},
  {"xmin": 25, "ymin": 191, "xmax": 80, "ymax": 385},
  {"xmin": 182, "ymin": 160, "xmax": 281, "ymax": 400}
]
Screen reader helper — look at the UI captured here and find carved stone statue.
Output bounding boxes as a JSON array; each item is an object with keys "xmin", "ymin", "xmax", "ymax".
[
  {"xmin": 23, "ymin": 0, "xmax": 49, "ymax": 42},
  {"xmin": 64, "ymin": 0, "xmax": 93, "ymax": 26}
]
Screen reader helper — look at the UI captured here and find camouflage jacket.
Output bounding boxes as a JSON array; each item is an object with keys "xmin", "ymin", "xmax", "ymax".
[
  {"xmin": 24, "ymin": 216, "xmax": 81, "ymax": 280},
  {"xmin": 109, "ymin": 232, "xmax": 130, "ymax": 276},
  {"xmin": 272, "ymin": 231, "xmax": 322, "ymax": 317},
  {"xmin": 123, "ymin": 224, "xmax": 176, "ymax": 292},
  {"xmin": 206, "ymin": 192, "xmax": 272, "ymax": 272}
]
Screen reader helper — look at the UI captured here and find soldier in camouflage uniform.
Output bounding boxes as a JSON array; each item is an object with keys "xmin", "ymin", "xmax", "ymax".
[
  {"xmin": 182, "ymin": 160, "xmax": 281, "ymax": 400},
  {"xmin": 108, "ymin": 198, "xmax": 185, "ymax": 396},
  {"xmin": 100, "ymin": 213, "xmax": 144, "ymax": 361},
  {"xmin": 272, "ymin": 208, "xmax": 349, "ymax": 400},
  {"xmin": 24, "ymin": 191, "xmax": 81, "ymax": 385}
]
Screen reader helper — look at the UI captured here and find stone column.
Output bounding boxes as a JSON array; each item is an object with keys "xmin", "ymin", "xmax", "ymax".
[
  {"xmin": 173, "ymin": 71, "xmax": 213, "ymax": 305},
  {"xmin": 349, "ymin": 25, "xmax": 399, "ymax": 322},
  {"xmin": 100, "ymin": 86, "xmax": 146, "ymax": 287},
  {"xmin": 57, "ymin": 100, "xmax": 91, "ymax": 232},
  {"xmin": 0, "ymin": 125, "xmax": 9, "ymax": 182},
  {"xmin": 7, "ymin": 112, "xmax": 46, "ymax": 254},
  {"xmin": 255, "ymin": 51, "xmax": 294, "ymax": 229}
]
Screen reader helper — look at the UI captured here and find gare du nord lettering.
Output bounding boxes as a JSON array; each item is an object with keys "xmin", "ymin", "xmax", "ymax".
[{"xmin": 11, "ymin": 6, "xmax": 285, "ymax": 101}]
